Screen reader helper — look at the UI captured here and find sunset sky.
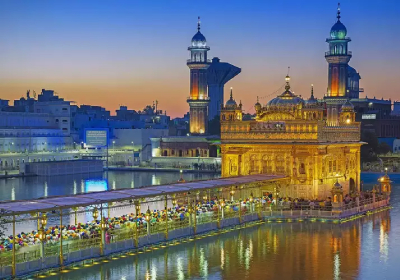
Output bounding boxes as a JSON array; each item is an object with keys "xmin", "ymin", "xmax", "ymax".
[{"xmin": 0, "ymin": 0, "xmax": 399, "ymax": 118}]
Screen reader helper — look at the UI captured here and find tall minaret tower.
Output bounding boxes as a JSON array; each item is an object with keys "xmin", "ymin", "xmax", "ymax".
[
  {"xmin": 325, "ymin": 3, "xmax": 351, "ymax": 98},
  {"xmin": 187, "ymin": 17, "xmax": 210, "ymax": 135},
  {"xmin": 324, "ymin": 3, "xmax": 352, "ymax": 126}
]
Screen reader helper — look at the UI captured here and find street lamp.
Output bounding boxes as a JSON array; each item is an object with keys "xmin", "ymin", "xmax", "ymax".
[
  {"xmin": 40, "ymin": 213, "xmax": 48, "ymax": 228},
  {"xmin": 178, "ymin": 169, "xmax": 185, "ymax": 183},
  {"xmin": 112, "ymin": 141, "xmax": 115, "ymax": 151},
  {"xmin": 230, "ymin": 188, "xmax": 235, "ymax": 202},
  {"xmin": 92, "ymin": 207, "xmax": 99, "ymax": 221}
]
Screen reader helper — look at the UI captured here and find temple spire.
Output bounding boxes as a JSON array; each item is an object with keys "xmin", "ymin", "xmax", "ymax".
[
  {"xmin": 311, "ymin": 84, "xmax": 314, "ymax": 98},
  {"xmin": 337, "ymin": 3, "xmax": 341, "ymax": 21},
  {"xmin": 285, "ymin": 68, "xmax": 291, "ymax": 91},
  {"xmin": 197, "ymin": 16, "xmax": 201, "ymax": 32}
]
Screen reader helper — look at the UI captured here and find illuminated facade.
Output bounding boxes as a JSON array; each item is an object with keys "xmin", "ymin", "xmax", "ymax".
[
  {"xmin": 187, "ymin": 17, "xmax": 210, "ymax": 135},
  {"xmin": 220, "ymin": 76, "xmax": 362, "ymax": 199},
  {"xmin": 325, "ymin": 4, "xmax": 360, "ymax": 125}
]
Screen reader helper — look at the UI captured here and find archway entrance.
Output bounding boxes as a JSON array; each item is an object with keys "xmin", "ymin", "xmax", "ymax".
[{"xmin": 349, "ymin": 178, "xmax": 356, "ymax": 193}]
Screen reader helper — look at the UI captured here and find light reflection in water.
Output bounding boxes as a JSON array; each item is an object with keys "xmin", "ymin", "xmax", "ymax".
[
  {"xmin": 42, "ymin": 210, "xmax": 396, "ymax": 280},
  {"xmin": 380, "ymin": 224, "xmax": 389, "ymax": 262},
  {"xmin": 333, "ymin": 252, "xmax": 340, "ymax": 280}
]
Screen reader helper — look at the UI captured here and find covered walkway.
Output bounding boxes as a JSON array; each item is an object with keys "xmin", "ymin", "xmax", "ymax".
[{"xmin": 0, "ymin": 174, "xmax": 286, "ymax": 278}]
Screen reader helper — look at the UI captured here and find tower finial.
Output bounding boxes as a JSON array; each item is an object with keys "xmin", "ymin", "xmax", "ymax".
[
  {"xmin": 337, "ymin": 3, "xmax": 341, "ymax": 20},
  {"xmin": 285, "ymin": 68, "xmax": 291, "ymax": 91},
  {"xmin": 257, "ymin": 96, "xmax": 259, "ymax": 103},
  {"xmin": 311, "ymin": 84, "xmax": 314, "ymax": 98},
  {"xmin": 197, "ymin": 16, "xmax": 201, "ymax": 32},
  {"xmin": 230, "ymin": 87, "xmax": 233, "ymax": 100}
]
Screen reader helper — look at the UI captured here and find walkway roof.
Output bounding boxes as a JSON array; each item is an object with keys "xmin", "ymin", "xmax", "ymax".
[{"xmin": 0, "ymin": 174, "xmax": 285, "ymax": 215}]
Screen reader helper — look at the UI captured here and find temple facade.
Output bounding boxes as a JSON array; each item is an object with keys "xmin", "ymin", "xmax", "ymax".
[
  {"xmin": 220, "ymin": 77, "xmax": 362, "ymax": 199},
  {"xmin": 220, "ymin": 5, "xmax": 363, "ymax": 199}
]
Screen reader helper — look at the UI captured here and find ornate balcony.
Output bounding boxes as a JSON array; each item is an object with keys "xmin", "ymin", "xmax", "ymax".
[{"xmin": 325, "ymin": 51, "xmax": 352, "ymax": 56}]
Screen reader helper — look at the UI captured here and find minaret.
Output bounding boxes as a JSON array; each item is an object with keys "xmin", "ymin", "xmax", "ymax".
[
  {"xmin": 325, "ymin": 3, "xmax": 352, "ymax": 98},
  {"xmin": 324, "ymin": 3, "xmax": 352, "ymax": 126},
  {"xmin": 187, "ymin": 17, "xmax": 211, "ymax": 135}
]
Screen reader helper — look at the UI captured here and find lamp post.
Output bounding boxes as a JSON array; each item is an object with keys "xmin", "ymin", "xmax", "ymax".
[
  {"xmin": 134, "ymin": 201, "xmax": 140, "ymax": 247},
  {"xmin": 100, "ymin": 215, "xmax": 107, "ymax": 255},
  {"xmin": 220, "ymin": 199, "xmax": 226, "ymax": 219},
  {"xmin": 39, "ymin": 213, "xmax": 47, "ymax": 268},
  {"xmin": 72, "ymin": 207, "xmax": 78, "ymax": 225},
  {"xmin": 145, "ymin": 207, "xmax": 151, "ymax": 235},
  {"xmin": 172, "ymin": 195, "xmax": 177, "ymax": 208},
  {"xmin": 249, "ymin": 193, "xmax": 254, "ymax": 212},
  {"xmin": 230, "ymin": 188, "xmax": 235, "ymax": 202},
  {"xmin": 92, "ymin": 207, "xmax": 99, "ymax": 221}
]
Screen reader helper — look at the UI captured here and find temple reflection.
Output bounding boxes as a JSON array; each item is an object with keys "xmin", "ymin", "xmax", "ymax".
[{"xmin": 47, "ymin": 211, "xmax": 391, "ymax": 280}]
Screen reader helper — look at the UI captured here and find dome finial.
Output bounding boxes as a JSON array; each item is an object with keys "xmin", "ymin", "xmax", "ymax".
[
  {"xmin": 285, "ymin": 67, "xmax": 291, "ymax": 91},
  {"xmin": 257, "ymin": 96, "xmax": 259, "ymax": 103},
  {"xmin": 197, "ymin": 16, "xmax": 201, "ymax": 32},
  {"xmin": 337, "ymin": 3, "xmax": 341, "ymax": 21},
  {"xmin": 230, "ymin": 87, "xmax": 233, "ymax": 100},
  {"xmin": 311, "ymin": 84, "xmax": 314, "ymax": 98}
]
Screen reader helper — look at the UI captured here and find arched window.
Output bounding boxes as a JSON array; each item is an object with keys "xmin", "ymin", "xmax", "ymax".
[
  {"xmin": 250, "ymin": 155, "xmax": 258, "ymax": 173},
  {"xmin": 299, "ymin": 163, "xmax": 306, "ymax": 174}
]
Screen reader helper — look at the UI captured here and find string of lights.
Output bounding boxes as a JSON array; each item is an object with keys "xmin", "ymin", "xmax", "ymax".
[{"xmin": 243, "ymin": 82, "xmax": 286, "ymax": 113}]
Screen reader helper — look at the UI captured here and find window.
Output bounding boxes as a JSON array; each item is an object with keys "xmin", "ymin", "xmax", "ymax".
[
  {"xmin": 62, "ymin": 120, "xmax": 68, "ymax": 123},
  {"xmin": 299, "ymin": 163, "xmax": 306, "ymax": 174},
  {"xmin": 62, "ymin": 108, "xmax": 68, "ymax": 111}
]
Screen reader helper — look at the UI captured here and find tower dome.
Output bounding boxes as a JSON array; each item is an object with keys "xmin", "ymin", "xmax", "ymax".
[
  {"xmin": 267, "ymin": 75, "xmax": 304, "ymax": 107},
  {"xmin": 225, "ymin": 88, "xmax": 237, "ymax": 109},
  {"xmin": 341, "ymin": 99, "xmax": 354, "ymax": 111},
  {"xmin": 330, "ymin": 4, "xmax": 347, "ymax": 39},
  {"xmin": 191, "ymin": 17, "xmax": 207, "ymax": 48}
]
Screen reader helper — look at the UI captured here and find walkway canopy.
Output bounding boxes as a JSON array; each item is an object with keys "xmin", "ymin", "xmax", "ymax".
[{"xmin": 0, "ymin": 175, "xmax": 285, "ymax": 215}]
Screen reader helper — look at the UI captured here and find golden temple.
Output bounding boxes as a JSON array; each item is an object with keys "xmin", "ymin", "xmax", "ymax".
[{"xmin": 220, "ymin": 78, "xmax": 362, "ymax": 199}]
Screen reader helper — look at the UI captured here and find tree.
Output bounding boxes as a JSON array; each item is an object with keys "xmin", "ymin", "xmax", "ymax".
[{"xmin": 208, "ymin": 115, "xmax": 221, "ymax": 136}]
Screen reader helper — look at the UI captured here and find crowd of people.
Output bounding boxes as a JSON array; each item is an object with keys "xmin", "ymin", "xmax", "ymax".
[
  {"xmin": 0, "ymin": 191, "xmax": 379, "ymax": 253},
  {"xmin": 0, "ymin": 196, "xmax": 258, "ymax": 252}
]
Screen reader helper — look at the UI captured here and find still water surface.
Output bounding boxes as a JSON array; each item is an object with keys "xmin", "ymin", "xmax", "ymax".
[
  {"xmin": 1, "ymin": 172, "xmax": 399, "ymax": 280},
  {"xmin": 0, "ymin": 171, "xmax": 218, "ymax": 201}
]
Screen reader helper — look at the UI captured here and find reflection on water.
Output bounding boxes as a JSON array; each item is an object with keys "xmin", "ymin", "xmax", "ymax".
[
  {"xmin": 45, "ymin": 211, "xmax": 391, "ymax": 280},
  {"xmin": 0, "ymin": 171, "xmax": 219, "ymax": 201},
  {"xmin": 1, "ymin": 172, "xmax": 399, "ymax": 279},
  {"xmin": 42, "ymin": 173, "xmax": 400, "ymax": 280}
]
